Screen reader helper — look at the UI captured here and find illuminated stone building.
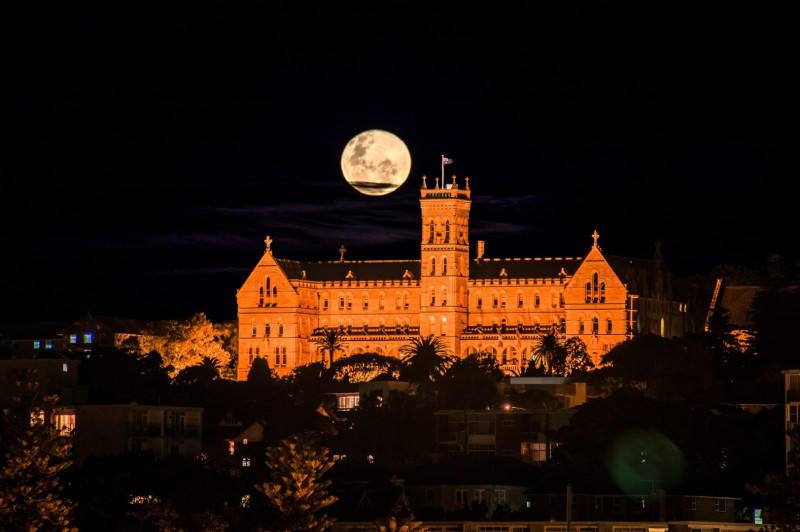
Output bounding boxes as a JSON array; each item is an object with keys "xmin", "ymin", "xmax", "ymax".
[{"xmin": 237, "ymin": 178, "xmax": 688, "ymax": 379}]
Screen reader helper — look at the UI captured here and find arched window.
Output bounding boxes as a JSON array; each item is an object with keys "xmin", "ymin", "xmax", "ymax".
[
  {"xmin": 272, "ymin": 286, "xmax": 277, "ymax": 299},
  {"xmin": 339, "ymin": 294, "xmax": 345, "ymax": 310},
  {"xmin": 441, "ymin": 287, "xmax": 447, "ymax": 306},
  {"xmin": 493, "ymin": 292, "xmax": 499, "ymax": 308},
  {"xmin": 403, "ymin": 293, "xmax": 410, "ymax": 309},
  {"xmin": 430, "ymin": 287, "xmax": 436, "ymax": 306},
  {"xmin": 592, "ymin": 315, "xmax": 599, "ymax": 334},
  {"xmin": 395, "ymin": 293, "xmax": 402, "ymax": 309},
  {"xmin": 501, "ymin": 318, "xmax": 507, "ymax": 333},
  {"xmin": 560, "ymin": 318, "xmax": 566, "ymax": 334},
  {"xmin": 579, "ymin": 317, "xmax": 585, "ymax": 334},
  {"xmin": 274, "ymin": 347, "xmax": 280, "ymax": 366},
  {"xmin": 346, "ymin": 293, "xmax": 352, "ymax": 309},
  {"xmin": 534, "ymin": 292, "xmax": 540, "ymax": 308},
  {"xmin": 599, "ymin": 282, "xmax": 606, "ymax": 302},
  {"xmin": 266, "ymin": 277, "xmax": 271, "ymax": 291},
  {"xmin": 501, "ymin": 291, "xmax": 507, "ymax": 308},
  {"xmin": 606, "ymin": 318, "xmax": 612, "ymax": 334},
  {"xmin": 445, "ymin": 220, "xmax": 450, "ymax": 243},
  {"xmin": 551, "ymin": 290, "xmax": 558, "ymax": 308},
  {"xmin": 442, "ymin": 257, "xmax": 447, "ymax": 275},
  {"xmin": 585, "ymin": 282, "xmax": 592, "ymax": 303},
  {"xmin": 265, "ymin": 324, "xmax": 271, "ymax": 337},
  {"xmin": 278, "ymin": 323, "xmax": 284, "ymax": 336},
  {"xmin": 259, "ymin": 286, "xmax": 264, "ymax": 306},
  {"xmin": 379, "ymin": 293, "xmax": 385, "ymax": 309},
  {"xmin": 476, "ymin": 292, "xmax": 483, "ymax": 308},
  {"xmin": 362, "ymin": 292, "xmax": 369, "ymax": 310},
  {"xmin": 592, "ymin": 272, "xmax": 599, "ymax": 292},
  {"xmin": 517, "ymin": 291, "xmax": 524, "ymax": 308},
  {"xmin": 431, "ymin": 257, "xmax": 436, "ymax": 276},
  {"xmin": 429, "ymin": 219, "xmax": 435, "ymax": 243}
]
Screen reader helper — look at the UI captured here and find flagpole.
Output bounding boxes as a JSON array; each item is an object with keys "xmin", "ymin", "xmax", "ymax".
[{"xmin": 441, "ymin": 154, "xmax": 444, "ymax": 187}]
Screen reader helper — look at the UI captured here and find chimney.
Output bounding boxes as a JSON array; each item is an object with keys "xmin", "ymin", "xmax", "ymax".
[{"xmin": 477, "ymin": 240, "xmax": 485, "ymax": 260}]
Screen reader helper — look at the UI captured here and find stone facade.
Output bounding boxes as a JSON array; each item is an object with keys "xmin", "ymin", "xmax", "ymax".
[{"xmin": 237, "ymin": 180, "xmax": 688, "ymax": 379}]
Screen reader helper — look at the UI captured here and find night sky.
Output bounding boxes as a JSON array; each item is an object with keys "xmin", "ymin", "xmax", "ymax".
[{"xmin": 2, "ymin": 3, "xmax": 798, "ymax": 322}]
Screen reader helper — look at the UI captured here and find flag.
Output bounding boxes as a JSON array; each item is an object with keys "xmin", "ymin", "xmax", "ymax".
[
  {"xmin": 497, "ymin": 333, "xmax": 503, "ymax": 348},
  {"xmin": 442, "ymin": 156, "xmax": 453, "ymax": 165}
]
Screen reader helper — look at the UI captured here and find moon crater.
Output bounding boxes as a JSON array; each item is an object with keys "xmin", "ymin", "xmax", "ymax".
[{"xmin": 341, "ymin": 130, "xmax": 411, "ymax": 196}]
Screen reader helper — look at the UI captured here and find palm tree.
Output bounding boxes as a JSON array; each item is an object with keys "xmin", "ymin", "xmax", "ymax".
[
  {"xmin": 531, "ymin": 332, "xmax": 562, "ymax": 375},
  {"xmin": 399, "ymin": 335, "xmax": 452, "ymax": 382},
  {"xmin": 374, "ymin": 516, "xmax": 428, "ymax": 532},
  {"xmin": 314, "ymin": 328, "xmax": 347, "ymax": 367}
]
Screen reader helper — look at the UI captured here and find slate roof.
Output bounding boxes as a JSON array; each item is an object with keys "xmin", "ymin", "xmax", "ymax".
[
  {"xmin": 275, "ymin": 259, "xmax": 420, "ymax": 281},
  {"xmin": 469, "ymin": 257, "xmax": 581, "ymax": 279}
]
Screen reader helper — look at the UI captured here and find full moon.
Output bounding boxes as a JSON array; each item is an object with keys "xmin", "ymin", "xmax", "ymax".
[{"xmin": 340, "ymin": 129, "xmax": 412, "ymax": 196}]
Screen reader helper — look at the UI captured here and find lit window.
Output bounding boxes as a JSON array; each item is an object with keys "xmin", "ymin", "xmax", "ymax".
[
  {"xmin": 241, "ymin": 494, "xmax": 250, "ymax": 508},
  {"xmin": 45, "ymin": 341, "xmax": 52, "ymax": 349},
  {"xmin": 84, "ymin": 333, "xmax": 92, "ymax": 344},
  {"xmin": 242, "ymin": 438, "xmax": 248, "ymax": 445},
  {"xmin": 53, "ymin": 413, "xmax": 75, "ymax": 436},
  {"xmin": 229, "ymin": 441, "xmax": 235, "ymax": 455},
  {"xmin": 33, "ymin": 340, "xmax": 41, "ymax": 349},
  {"xmin": 69, "ymin": 334, "xmax": 77, "ymax": 344},
  {"xmin": 241, "ymin": 457, "xmax": 251, "ymax": 467},
  {"xmin": 62, "ymin": 363, "xmax": 69, "ymax": 373}
]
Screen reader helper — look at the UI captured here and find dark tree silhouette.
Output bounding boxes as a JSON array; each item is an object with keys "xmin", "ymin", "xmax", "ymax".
[
  {"xmin": 399, "ymin": 335, "xmax": 453, "ymax": 382},
  {"xmin": 314, "ymin": 328, "xmax": 347, "ymax": 367}
]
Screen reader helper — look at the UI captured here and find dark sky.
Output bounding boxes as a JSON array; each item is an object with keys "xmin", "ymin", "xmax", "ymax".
[{"xmin": 2, "ymin": 3, "xmax": 798, "ymax": 322}]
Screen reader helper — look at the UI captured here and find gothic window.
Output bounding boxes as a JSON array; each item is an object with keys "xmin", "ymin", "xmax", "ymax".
[
  {"xmin": 501, "ymin": 292, "xmax": 507, "ymax": 308},
  {"xmin": 272, "ymin": 286, "xmax": 277, "ymax": 299},
  {"xmin": 251, "ymin": 325, "xmax": 257, "ymax": 337},
  {"xmin": 551, "ymin": 290, "xmax": 558, "ymax": 308},
  {"xmin": 362, "ymin": 292, "xmax": 369, "ymax": 310},
  {"xmin": 249, "ymin": 347, "xmax": 253, "ymax": 364},
  {"xmin": 275, "ymin": 347, "xmax": 280, "ymax": 366},
  {"xmin": 339, "ymin": 295, "xmax": 345, "ymax": 310},
  {"xmin": 265, "ymin": 324, "xmax": 271, "ymax": 337},
  {"xmin": 592, "ymin": 315, "xmax": 599, "ymax": 334},
  {"xmin": 346, "ymin": 294, "xmax": 352, "ymax": 310},
  {"xmin": 606, "ymin": 318, "xmax": 612, "ymax": 334},
  {"xmin": 579, "ymin": 317, "xmax": 585, "ymax": 334},
  {"xmin": 396, "ymin": 293, "xmax": 402, "ymax": 309},
  {"xmin": 493, "ymin": 292, "xmax": 499, "ymax": 308},
  {"xmin": 477, "ymin": 292, "xmax": 483, "ymax": 308},
  {"xmin": 560, "ymin": 318, "xmax": 566, "ymax": 334},
  {"xmin": 266, "ymin": 277, "xmax": 271, "ymax": 291},
  {"xmin": 282, "ymin": 347, "xmax": 287, "ymax": 366},
  {"xmin": 517, "ymin": 291, "xmax": 524, "ymax": 308},
  {"xmin": 442, "ymin": 257, "xmax": 447, "ymax": 275},
  {"xmin": 255, "ymin": 347, "xmax": 259, "ymax": 356},
  {"xmin": 535, "ymin": 292, "xmax": 540, "ymax": 308},
  {"xmin": 600, "ymin": 282, "xmax": 606, "ymax": 302},
  {"xmin": 501, "ymin": 319, "xmax": 507, "ymax": 333},
  {"xmin": 430, "ymin": 288, "xmax": 436, "ymax": 306},
  {"xmin": 403, "ymin": 293, "xmax": 410, "ymax": 309},
  {"xmin": 429, "ymin": 219, "xmax": 435, "ymax": 243},
  {"xmin": 323, "ymin": 297, "xmax": 328, "ymax": 310},
  {"xmin": 441, "ymin": 287, "xmax": 447, "ymax": 306},
  {"xmin": 585, "ymin": 282, "xmax": 592, "ymax": 303},
  {"xmin": 379, "ymin": 293, "xmax": 385, "ymax": 309},
  {"xmin": 560, "ymin": 293, "xmax": 564, "ymax": 307},
  {"xmin": 445, "ymin": 220, "xmax": 450, "ymax": 243},
  {"xmin": 592, "ymin": 272, "xmax": 599, "ymax": 303},
  {"xmin": 259, "ymin": 286, "xmax": 264, "ymax": 306},
  {"xmin": 431, "ymin": 257, "xmax": 436, "ymax": 276},
  {"xmin": 278, "ymin": 323, "xmax": 284, "ymax": 337}
]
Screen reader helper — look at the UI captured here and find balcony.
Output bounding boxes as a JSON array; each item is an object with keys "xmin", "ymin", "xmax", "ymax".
[{"xmin": 126, "ymin": 424, "xmax": 162, "ymax": 437}]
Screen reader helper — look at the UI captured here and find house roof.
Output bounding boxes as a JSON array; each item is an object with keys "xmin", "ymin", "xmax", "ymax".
[
  {"xmin": 470, "ymin": 257, "xmax": 580, "ymax": 279},
  {"xmin": 60, "ymin": 314, "xmax": 150, "ymax": 335},
  {"xmin": 717, "ymin": 285, "xmax": 761, "ymax": 328}
]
